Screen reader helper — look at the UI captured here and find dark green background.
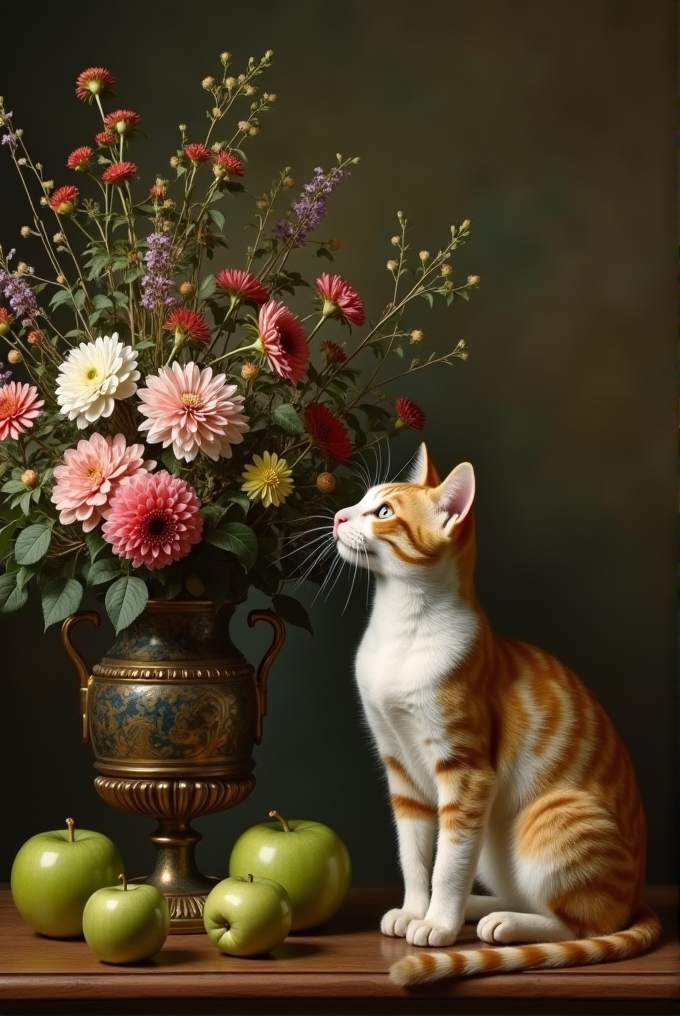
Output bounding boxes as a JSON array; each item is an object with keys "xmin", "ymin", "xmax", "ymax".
[{"xmin": 0, "ymin": 1, "xmax": 675, "ymax": 889}]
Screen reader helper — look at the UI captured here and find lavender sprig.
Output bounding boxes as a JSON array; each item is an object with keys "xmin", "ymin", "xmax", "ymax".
[
  {"xmin": 0, "ymin": 264, "xmax": 39, "ymax": 326},
  {"xmin": 272, "ymin": 165, "xmax": 350, "ymax": 248},
  {"xmin": 140, "ymin": 232, "xmax": 178, "ymax": 311}
]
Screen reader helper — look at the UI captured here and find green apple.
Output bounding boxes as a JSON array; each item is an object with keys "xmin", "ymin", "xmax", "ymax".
[
  {"xmin": 203, "ymin": 874, "xmax": 292, "ymax": 957},
  {"xmin": 11, "ymin": 818, "xmax": 124, "ymax": 938},
  {"xmin": 228, "ymin": 810, "xmax": 351, "ymax": 930},
  {"xmin": 83, "ymin": 875, "xmax": 170, "ymax": 964}
]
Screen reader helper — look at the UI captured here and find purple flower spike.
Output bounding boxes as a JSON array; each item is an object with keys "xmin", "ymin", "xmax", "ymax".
[
  {"xmin": 272, "ymin": 165, "xmax": 350, "ymax": 248},
  {"xmin": 141, "ymin": 232, "xmax": 178, "ymax": 311}
]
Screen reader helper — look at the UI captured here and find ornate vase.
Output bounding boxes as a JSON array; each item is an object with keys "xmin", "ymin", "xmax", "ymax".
[{"xmin": 61, "ymin": 599, "xmax": 285, "ymax": 932}]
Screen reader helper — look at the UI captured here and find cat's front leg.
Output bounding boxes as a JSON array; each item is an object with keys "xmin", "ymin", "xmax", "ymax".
[
  {"xmin": 406, "ymin": 762, "xmax": 496, "ymax": 948},
  {"xmin": 379, "ymin": 754, "xmax": 437, "ymax": 938}
]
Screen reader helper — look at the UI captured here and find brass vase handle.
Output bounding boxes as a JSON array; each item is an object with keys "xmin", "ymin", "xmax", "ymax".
[
  {"xmin": 247, "ymin": 608, "xmax": 285, "ymax": 745},
  {"xmin": 61, "ymin": 610, "xmax": 100, "ymax": 745}
]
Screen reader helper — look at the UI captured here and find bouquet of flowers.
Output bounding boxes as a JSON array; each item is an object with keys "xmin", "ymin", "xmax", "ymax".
[{"xmin": 0, "ymin": 49, "xmax": 477, "ymax": 635}]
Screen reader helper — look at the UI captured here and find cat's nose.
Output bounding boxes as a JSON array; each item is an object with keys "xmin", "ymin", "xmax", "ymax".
[{"xmin": 333, "ymin": 512, "xmax": 348, "ymax": 539}]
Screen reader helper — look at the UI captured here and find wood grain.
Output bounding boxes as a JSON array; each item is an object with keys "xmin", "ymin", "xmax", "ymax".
[{"xmin": 0, "ymin": 886, "xmax": 677, "ymax": 1014}]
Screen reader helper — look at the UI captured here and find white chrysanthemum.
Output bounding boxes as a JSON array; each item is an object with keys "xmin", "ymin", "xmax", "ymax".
[{"xmin": 56, "ymin": 333, "xmax": 140, "ymax": 428}]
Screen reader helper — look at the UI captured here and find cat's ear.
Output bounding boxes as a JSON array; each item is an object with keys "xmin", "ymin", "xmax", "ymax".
[
  {"xmin": 431, "ymin": 462, "xmax": 475, "ymax": 534},
  {"xmin": 407, "ymin": 443, "xmax": 441, "ymax": 487}
]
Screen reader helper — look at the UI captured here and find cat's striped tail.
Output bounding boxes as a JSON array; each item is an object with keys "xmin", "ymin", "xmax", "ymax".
[{"xmin": 390, "ymin": 905, "xmax": 662, "ymax": 987}]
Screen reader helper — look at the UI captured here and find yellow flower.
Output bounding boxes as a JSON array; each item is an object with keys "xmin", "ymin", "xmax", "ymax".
[{"xmin": 241, "ymin": 451, "xmax": 294, "ymax": 508}]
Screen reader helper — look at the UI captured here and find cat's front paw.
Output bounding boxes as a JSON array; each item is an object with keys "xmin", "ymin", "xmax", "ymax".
[
  {"xmin": 381, "ymin": 908, "xmax": 424, "ymax": 938},
  {"xmin": 406, "ymin": 919, "xmax": 458, "ymax": 948}
]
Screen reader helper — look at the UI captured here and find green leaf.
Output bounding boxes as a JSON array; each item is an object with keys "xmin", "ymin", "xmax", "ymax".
[
  {"xmin": 225, "ymin": 491, "xmax": 251, "ymax": 516},
  {"xmin": 105, "ymin": 575, "xmax": 148, "ymax": 634},
  {"xmin": 92, "ymin": 294, "xmax": 113, "ymax": 310},
  {"xmin": 200, "ymin": 504, "xmax": 227, "ymax": 529},
  {"xmin": 73, "ymin": 288, "xmax": 87, "ymax": 311},
  {"xmin": 132, "ymin": 340, "xmax": 155, "ymax": 350},
  {"xmin": 0, "ymin": 572, "xmax": 27, "ymax": 613},
  {"xmin": 198, "ymin": 274, "xmax": 217, "ymax": 300},
  {"xmin": 208, "ymin": 208, "xmax": 225, "ymax": 231},
  {"xmin": 49, "ymin": 289, "xmax": 73, "ymax": 309},
  {"xmin": 271, "ymin": 403, "xmax": 305, "ymax": 435},
  {"xmin": 272, "ymin": 593, "xmax": 313, "ymax": 634},
  {"xmin": 419, "ymin": 291, "xmax": 434, "ymax": 309},
  {"xmin": 1, "ymin": 480, "xmax": 26, "ymax": 494},
  {"xmin": 161, "ymin": 449, "xmax": 182, "ymax": 476},
  {"xmin": 316, "ymin": 246, "xmax": 334, "ymax": 261},
  {"xmin": 17, "ymin": 490, "xmax": 34, "ymax": 515},
  {"xmin": 14, "ymin": 524, "xmax": 52, "ymax": 565},
  {"xmin": 85, "ymin": 529, "xmax": 107, "ymax": 563},
  {"xmin": 203, "ymin": 523, "xmax": 258, "ymax": 572},
  {"xmin": 87, "ymin": 557, "xmax": 123, "ymax": 586},
  {"xmin": 248, "ymin": 414, "xmax": 269, "ymax": 432},
  {"xmin": 460, "ymin": 289, "xmax": 469, "ymax": 301},
  {"xmin": 42, "ymin": 577, "xmax": 84, "ymax": 630},
  {"xmin": 0, "ymin": 521, "xmax": 18, "ymax": 560}
]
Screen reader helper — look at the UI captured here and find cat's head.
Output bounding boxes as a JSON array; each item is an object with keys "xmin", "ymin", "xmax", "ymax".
[{"xmin": 333, "ymin": 444, "xmax": 475, "ymax": 580}]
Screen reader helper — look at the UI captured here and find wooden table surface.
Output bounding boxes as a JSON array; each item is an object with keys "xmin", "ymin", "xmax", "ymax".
[{"xmin": 0, "ymin": 885, "xmax": 677, "ymax": 1015}]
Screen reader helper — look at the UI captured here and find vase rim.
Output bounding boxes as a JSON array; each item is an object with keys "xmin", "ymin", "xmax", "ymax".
[{"xmin": 144, "ymin": 598, "xmax": 245, "ymax": 612}]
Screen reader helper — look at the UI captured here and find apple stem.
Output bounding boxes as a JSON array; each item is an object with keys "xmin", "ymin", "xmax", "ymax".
[
  {"xmin": 247, "ymin": 873, "xmax": 254, "ymax": 883},
  {"xmin": 119, "ymin": 873, "xmax": 127, "ymax": 891},
  {"xmin": 268, "ymin": 809, "xmax": 291, "ymax": 832},
  {"xmin": 65, "ymin": 818, "xmax": 75, "ymax": 843}
]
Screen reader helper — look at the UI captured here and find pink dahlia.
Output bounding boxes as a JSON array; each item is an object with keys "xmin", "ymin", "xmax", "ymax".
[
  {"xmin": 213, "ymin": 150, "xmax": 244, "ymax": 177},
  {"xmin": 101, "ymin": 161, "xmax": 137, "ymax": 185},
  {"xmin": 67, "ymin": 146, "xmax": 93, "ymax": 171},
  {"xmin": 255, "ymin": 301, "xmax": 309, "ymax": 384},
  {"xmin": 49, "ymin": 185, "xmax": 79, "ymax": 214},
  {"xmin": 315, "ymin": 273, "xmax": 365, "ymax": 326},
  {"xmin": 0, "ymin": 382, "xmax": 43, "ymax": 440},
  {"xmin": 51, "ymin": 433, "xmax": 155, "ymax": 533},
  {"xmin": 75, "ymin": 67, "xmax": 115, "ymax": 103},
  {"xmin": 215, "ymin": 268, "xmax": 269, "ymax": 306},
  {"xmin": 137, "ymin": 360, "xmax": 250, "ymax": 462},
  {"xmin": 102, "ymin": 470, "xmax": 202, "ymax": 570},
  {"xmin": 184, "ymin": 142, "xmax": 211, "ymax": 164}
]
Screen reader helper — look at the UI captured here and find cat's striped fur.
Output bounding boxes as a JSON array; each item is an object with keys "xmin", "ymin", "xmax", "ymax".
[{"xmin": 333, "ymin": 444, "xmax": 659, "ymax": 986}]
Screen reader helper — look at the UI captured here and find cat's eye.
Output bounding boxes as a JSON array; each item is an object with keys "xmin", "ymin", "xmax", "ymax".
[{"xmin": 376, "ymin": 504, "xmax": 393, "ymax": 519}]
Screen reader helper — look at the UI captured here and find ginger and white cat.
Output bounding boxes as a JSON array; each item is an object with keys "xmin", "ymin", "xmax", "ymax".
[{"xmin": 333, "ymin": 444, "xmax": 659, "ymax": 985}]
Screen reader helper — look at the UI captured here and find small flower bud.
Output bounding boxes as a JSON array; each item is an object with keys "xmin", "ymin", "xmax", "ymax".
[
  {"xmin": 178, "ymin": 124, "xmax": 187, "ymax": 133},
  {"xmin": 39, "ymin": 196, "xmax": 48, "ymax": 206},
  {"xmin": 0, "ymin": 316, "xmax": 11, "ymax": 337},
  {"xmin": 256, "ymin": 198, "xmax": 268, "ymax": 210},
  {"xmin": 248, "ymin": 125, "xmax": 259, "ymax": 136},
  {"xmin": 17, "ymin": 157, "xmax": 27, "ymax": 166},
  {"xmin": 267, "ymin": 92, "xmax": 277, "ymax": 102},
  {"xmin": 445, "ymin": 280, "xmax": 454, "ymax": 290},
  {"xmin": 42, "ymin": 180, "xmax": 54, "ymax": 192},
  {"xmin": 467, "ymin": 274, "xmax": 481, "ymax": 287},
  {"xmin": 244, "ymin": 84, "xmax": 256, "ymax": 96},
  {"xmin": 21, "ymin": 469, "xmax": 39, "ymax": 489},
  {"xmin": 211, "ymin": 142, "xmax": 223, "ymax": 153},
  {"xmin": 241, "ymin": 362, "xmax": 259, "ymax": 381},
  {"xmin": 7, "ymin": 349, "xmax": 22, "ymax": 363},
  {"xmin": 20, "ymin": 226, "xmax": 31, "ymax": 238},
  {"xmin": 237, "ymin": 120, "xmax": 250, "ymax": 131},
  {"xmin": 316, "ymin": 472, "xmax": 336, "ymax": 494},
  {"xmin": 328, "ymin": 237, "xmax": 341, "ymax": 251},
  {"xmin": 390, "ymin": 236, "xmax": 400, "ymax": 246},
  {"xmin": 460, "ymin": 219, "xmax": 471, "ymax": 231},
  {"xmin": 56, "ymin": 273, "xmax": 67, "ymax": 284},
  {"xmin": 265, "ymin": 49, "xmax": 274, "ymax": 59},
  {"xmin": 56, "ymin": 200, "xmax": 75, "ymax": 216},
  {"xmin": 162, "ymin": 198, "xmax": 176, "ymax": 210},
  {"xmin": 179, "ymin": 281, "xmax": 195, "ymax": 297},
  {"xmin": 419, "ymin": 250, "xmax": 430, "ymax": 261},
  {"xmin": 27, "ymin": 330, "xmax": 42, "ymax": 345},
  {"xmin": 409, "ymin": 329, "xmax": 425, "ymax": 344},
  {"xmin": 386, "ymin": 260, "xmax": 399, "ymax": 271},
  {"xmin": 35, "ymin": 162, "xmax": 42, "ymax": 170},
  {"xmin": 16, "ymin": 262, "xmax": 29, "ymax": 275},
  {"xmin": 238, "ymin": 74, "xmax": 246, "ymax": 84},
  {"xmin": 53, "ymin": 232, "xmax": 64, "ymax": 243},
  {"xmin": 282, "ymin": 175, "xmax": 294, "ymax": 188},
  {"xmin": 226, "ymin": 77, "xmax": 238, "ymax": 90},
  {"xmin": 15, "ymin": 129, "xmax": 23, "ymax": 137},
  {"xmin": 212, "ymin": 107, "xmax": 223, "ymax": 118},
  {"xmin": 220, "ymin": 51, "xmax": 231, "ymax": 64},
  {"xmin": 440, "ymin": 264, "xmax": 453, "ymax": 276},
  {"xmin": 202, "ymin": 76, "xmax": 215, "ymax": 90},
  {"xmin": 170, "ymin": 156, "xmax": 179, "ymax": 168}
]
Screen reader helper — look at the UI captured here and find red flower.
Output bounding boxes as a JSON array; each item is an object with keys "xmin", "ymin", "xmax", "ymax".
[
  {"xmin": 0, "ymin": 308, "xmax": 12, "ymax": 335},
  {"xmin": 256, "ymin": 301, "xmax": 309, "ymax": 384},
  {"xmin": 149, "ymin": 183, "xmax": 165, "ymax": 201},
  {"xmin": 101, "ymin": 161, "xmax": 138, "ymax": 185},
  {"xmin": 95, "ymin": 130, "xmax": 115, "ymax": 147},
  {"xmin": 395, "ymin": 396, "xmax": 426, "ymax": 431},
  {"xmin": 320, "ymin": 339, "xmax": 346, "ymax": 363},
  {"xmin": 213, "ymin": 150, "xmax": 244, "ymax": 177},
  {"xmin": 67, "ymin": 146, "xmax": 93, "ymax": 172},
  {"xmin": 48, "ymin": 185, "xmax": 79, "ymax": 214},
  {"xmin": 215, "ymin": 268, "xmax": 269, "ymax": 305},
  {"xmin": 163, "ymin": 307, "xmax": 211, "ymax": 345},
  {"xmin": 304, "ymin": 403, "xmax": 353, "ymax": 462},
  {"xmin": 184, "ymin": 143, "xmax": 211, "ymax": 164},
  {"xmin": 75, "ymin": 67, "xmax": 115, "ymax": 103},
  {"xmin": 315, "ymin": 273, "xmax": 364, "ymax": 326},
  {"xmin": 104, "ymin": 109, "xmax": 141, "ymax": 137}
]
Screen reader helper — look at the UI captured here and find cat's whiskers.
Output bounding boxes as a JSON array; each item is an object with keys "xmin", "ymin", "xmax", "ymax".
[
  {"xmin": 294, "ymin": 538, "xmax": 337, "ymax": 589},
  {"xmin": 276, "ymin": 529, "xmax": 333, "ymax": 566}
]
